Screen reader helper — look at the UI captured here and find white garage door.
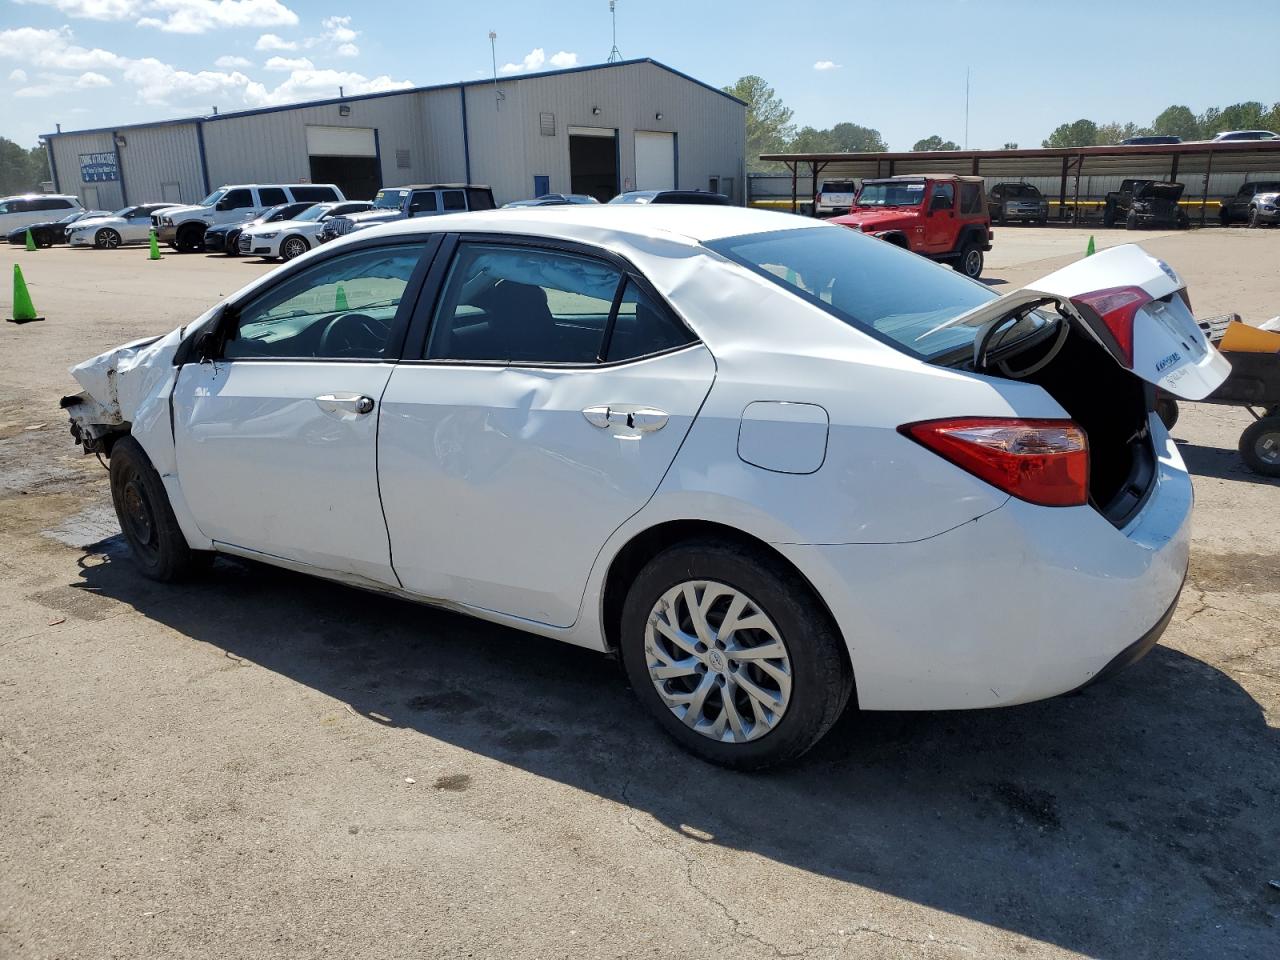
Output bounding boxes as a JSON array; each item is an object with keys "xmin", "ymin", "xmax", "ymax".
[
  {"xmin": 305, "ymin": 125, "xmax": 377, "ymax": 157},
  {"xmin": 634, "ymin": 131, "xmax": 675, "ymax": 191}
]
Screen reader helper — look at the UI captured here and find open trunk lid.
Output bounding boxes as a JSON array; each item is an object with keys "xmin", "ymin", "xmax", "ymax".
[{"xmin": 920, "ymin": 244, "xmax": 1230, "ymax": 399}]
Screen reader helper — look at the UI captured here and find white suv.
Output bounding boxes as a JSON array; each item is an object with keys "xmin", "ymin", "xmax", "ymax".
[
  {"xmin": 154, "ymin": 184, "xmax": 345, "ymax": 252},
  {"xmin": 0, "ymin": 194, "xmax": 83, "ymax": 236}
]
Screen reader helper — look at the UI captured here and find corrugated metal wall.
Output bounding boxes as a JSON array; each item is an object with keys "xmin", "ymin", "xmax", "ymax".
[
  {"xmin": 49, "ymin": 130, "xmax": 124, "ymax": 209},
  {"xmin": 118, "ymin": 123, "xmax": 205, "ymax": 205},
  {"xmin": 420, "ymin": 88, "xmax": 468, "ymax": 184}
]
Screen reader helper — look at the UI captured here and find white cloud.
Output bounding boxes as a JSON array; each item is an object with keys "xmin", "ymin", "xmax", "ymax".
[
  {"xmin": 254, "ymin": 32, "xmax": 295, "ymax": 51},
  {"xmin": 335, "ymin": 42, "xmax": 358, "ymax": 57},
  {"xmin": 76, "ymin": 70, "xmax": 113, "ymax": 88},
  {"xmin": 500, "ymin": 47, "xmax": 545, "ymax": 74},
  {"xmin": 813, "ymin": 60, "xmax": 840, "ymax": 71},
  {"xmin": 9, "ymin": 68, "xmax": 29, "ymax": 83},
  {"xmin": 14, "ymin": 0, "xmax": 141, "ymax": 18},
  {"xmin": 242, "ymin": 67, "xmax": 412, "ymax": 107},
  {"xmin": 263, "ymin": 55, "xmax": 312, "ymax": 71},
  {"xmin": 138, "ymin": 0, "xmax": 299, "ymax": 34},
  {"xmin": 320, "ymin": 15, "xmax": 356, "ymax": 43},
  {"xmin": 121, "ymin": 56, "xmax": 253, "ymax": 104},
  {"xmin": 0, "ymin": 26, "xmax": 125, "ymax": 71},
  {"xmin": 548, "ymin": 51, "xmax": 577, "ymax": 68},
  {"xmin": 13, "ymin": 69, "xmax": 113, "ymax": 97},
  {"xmin": 214, "ymin": 54, "xmax": 251, "ymax": 68}
]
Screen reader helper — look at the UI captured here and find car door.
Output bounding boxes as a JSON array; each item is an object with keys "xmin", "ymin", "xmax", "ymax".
[
  {"xmin": 377, "ymin": 236, "xmax": 716, "ymax": 627},
  {"xmin": 122, "ymin": 206, "xmax": 156, "ymax": 242},
  {"xmin": 408, "ymin": 190, "xmax": 439, "ymax": 218},
  {"xmin": 923, "ymin": 182, "xmax": 955, "ymax": 252},
  {"xmin": 172, "ymin": 237, "xmax": 440, "ymax": 583},
  {"xmin": 213, "ymin": 187, "xmax": 256, "ymax": 226}
]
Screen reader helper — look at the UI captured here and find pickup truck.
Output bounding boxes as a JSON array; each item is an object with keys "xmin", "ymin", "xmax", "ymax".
[
  {"xmin": 828, "ymin": 175, "xmax": 993, "ymax": 278},
  {"xmin": 320, "ymin": 183, "xmax": 496, "ymax": 242}
]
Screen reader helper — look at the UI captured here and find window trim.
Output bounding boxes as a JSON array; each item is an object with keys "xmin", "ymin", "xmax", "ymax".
[{"xmin": 400, "ymin": 232, "xmax": 700, "ymax": 370}]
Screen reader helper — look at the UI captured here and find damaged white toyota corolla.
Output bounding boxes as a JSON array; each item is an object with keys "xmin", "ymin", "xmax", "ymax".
[{"xmin": 63, "ymin": 207, "xmax": 1230, "ymax": 768}]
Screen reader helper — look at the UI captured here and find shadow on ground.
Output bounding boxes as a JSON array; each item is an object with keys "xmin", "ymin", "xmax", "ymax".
[
  {"xmin": 76, "ymin": 542, "xmax": 1279, "ymax": 958},
  {"xmin": 1178, "ymin": 440, "xmax": 1280, "ymax": 486}
]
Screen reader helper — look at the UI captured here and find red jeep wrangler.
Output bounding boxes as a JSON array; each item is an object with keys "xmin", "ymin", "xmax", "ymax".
[{"xmin": 829, "ymin": 175, "xmax": 993, "ymax": 278}]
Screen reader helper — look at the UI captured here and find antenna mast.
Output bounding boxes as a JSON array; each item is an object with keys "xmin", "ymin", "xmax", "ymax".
[
  {"xmin": 607, "ymin": 1, "xmax": 622, "ymax": 62},
  {"xmin": 489, "ymin": 31, "xmax": 505, "ymax": 111}
]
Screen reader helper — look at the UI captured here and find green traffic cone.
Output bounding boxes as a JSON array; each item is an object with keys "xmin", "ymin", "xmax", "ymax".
[
  {"xmin": 335, "ymin": 283, "xmax": 349, "ymax": 311},
  {"xmin": 24, "ymin": 229, "xmax": 36, "ymax": 252},
  {"xmin": 7, "ymin": 264, "xmax": 44, "ymax": 324},
  {"xmin": 1085, "ymin": 235, "xmax": 1096, "ymax": 257},
  {"xmin": 148, "ymin": 229, "xmax": 162, "ymax": 261}
]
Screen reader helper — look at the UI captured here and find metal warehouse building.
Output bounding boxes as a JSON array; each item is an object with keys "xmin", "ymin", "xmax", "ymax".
[{"xmin": 42, "ymin": 58, "xmax": 746, "ymax": 210}]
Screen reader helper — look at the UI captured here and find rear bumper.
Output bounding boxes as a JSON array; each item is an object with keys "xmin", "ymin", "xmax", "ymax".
[{"xmin": 777, "ymin": 417, "xmax": 1191, "ymax": 711}]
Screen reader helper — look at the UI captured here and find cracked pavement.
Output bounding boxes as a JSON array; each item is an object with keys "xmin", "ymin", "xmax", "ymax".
[{"xmin": 2, "ymin": 230, "xmax": 1278, "ymax": 959}]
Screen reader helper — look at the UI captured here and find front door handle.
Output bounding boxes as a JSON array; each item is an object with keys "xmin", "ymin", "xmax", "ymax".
[
  {"xmin": 315, "ymin": 393, "xmax": 376, "ymax": 419},
  {"xmin": 582, "ymin": 404, "xmax": 669, "ymax": 433}
]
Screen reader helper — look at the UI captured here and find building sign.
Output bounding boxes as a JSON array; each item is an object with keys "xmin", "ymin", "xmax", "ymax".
[{"xmin": 79, "ymin": 152, "xmax": 119, "ymax": 183}]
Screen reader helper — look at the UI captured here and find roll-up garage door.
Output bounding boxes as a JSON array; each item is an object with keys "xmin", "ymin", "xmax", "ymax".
[
  {"xmin": 306, "ymin": 125, "xmax": 380, "ymax": 200},
  {"xmin": 305, "ymin": 125, "xmax": 377, "ymax": 157},
  {"xmin": 634, "ymin": 131, "xmax": 675, "ymax": 191}
]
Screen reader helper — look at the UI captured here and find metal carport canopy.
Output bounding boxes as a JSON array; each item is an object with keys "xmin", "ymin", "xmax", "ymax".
[{"xmin": 760, "ymin": 140, "xmax": 1280, "ymax": 222}]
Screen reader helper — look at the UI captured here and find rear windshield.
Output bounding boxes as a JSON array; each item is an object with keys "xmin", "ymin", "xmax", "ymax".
[
  {"xmin": 820, "ymin": 181, "xmax": 856, "ymax": 194},
  {"xmin": 706, "ymin": 225, "xmax": 1046, "ymax": 360}
]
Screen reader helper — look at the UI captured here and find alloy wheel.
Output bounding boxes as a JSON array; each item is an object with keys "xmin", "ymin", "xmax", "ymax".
[
  {"xmin": 644, "ymin": 580, "xmax": 792, "ymax": 743},
  {"xmin": 96, "ymin": 229, "xmax": 120, "ymax": 249},
  {"xmin": 282, "ymin": 237, "xmax": 307, "ymax": 260},
  {"xmin": 964, "ymin": 248, "xmax": 982, "ymax": 277}
]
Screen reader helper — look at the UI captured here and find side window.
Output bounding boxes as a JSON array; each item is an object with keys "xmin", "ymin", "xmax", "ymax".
[
  {"xmin": 291, "ymin": 186, "xmax": 337, "ymax": 202},
  {"xmin": 221, "ymin": 188, "xmax": 254, "ymax": 210},
  {"xmin": 408, "ymin": 191, "xmax": 438, "ymax": 215},
  {"xmin": 222, "ymin": 244, "xmax": 424, "ymax": 361},
  {"xmin": 930, "ymin": 183, "xmax": 955, "ymax": 210},
  {"xmin": 442, "ymin": 190, "xmax": 466, "ymax": 211},
  {"xmin": 427, "ymin": 244, "xmax": 622, "ymax": 364},
  {"xmin": 959, "ymin": 182, "xmax": 983, "ymax": 215},
  {"xmin": 605, "ymin": 279, "xmax": 695, "ymax": 362},
  {"xmin": 258, "ymin": 187, "xmax": 288, "ymax": 206},
  {"xmin": 7, "ymin": 199, "xmax": 31, "ymax": 213},
  {"xmin": 466, "ymin": 188, "xmax": 495, "ymax": 211}
]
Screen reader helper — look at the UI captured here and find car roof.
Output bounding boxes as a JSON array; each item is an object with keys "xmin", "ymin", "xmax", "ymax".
[
  {"xmin": 357, "ymin": 204, "xmax": 821, "ymax": 246},
  {"xmin": 867, "ymin": 175, "xmax": 984, "ymax": 183},
  {"xmin": 2, "ymin": 193, "xmax": 80, "ymax": 202},
  {"xmin": 379, "ymin": 183, "xmax": 492, "ymax": 191}
]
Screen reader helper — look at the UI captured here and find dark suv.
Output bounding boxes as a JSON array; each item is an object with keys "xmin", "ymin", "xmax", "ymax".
[
  {"xmin": 1219, "ymin": 181, "xmax": 1280, "ymax": 225},
  {"xmin": 607, "ymin": 190, "xmax": 731, "ymax": 205},
  {"xmin": 321, "ymin": 184, "xmax": 496, "ymax": 242}
]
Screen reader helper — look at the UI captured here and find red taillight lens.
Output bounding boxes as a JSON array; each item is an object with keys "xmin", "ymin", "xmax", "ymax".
[
  {"xmin": 901, "ymin": 418, "xmax": 1090, "ymax": 507},
  {"xmin": 1070, "ymin": 286, "xmax": 1152, "ymax": 367}
]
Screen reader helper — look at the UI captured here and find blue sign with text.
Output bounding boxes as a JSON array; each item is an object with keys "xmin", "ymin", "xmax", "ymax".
[{"xmin": 79, "ymin": 152, "xmax": 119, "ymax": 183}]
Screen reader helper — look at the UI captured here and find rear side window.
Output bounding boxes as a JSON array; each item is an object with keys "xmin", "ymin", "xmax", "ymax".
[
  {"xmin": 291, "ymin": 185, "xmax": 339, "ymax": 202},
  {"xmin": 605, "ymin": 279, "xmax": 694, "ymax": 362},
  {"xmin": 258, "ymin": 187, "xmax": 288, "ymax": 206},
  {"xmin": 706, "ymin": 226, "xmax": 1003, "ymax": 360},
  {"xmin": 466, "ymin": 188, "xmax": 496, "ymax": 211},
  {"xmin": 442, "ymin": 190, "xmax": 466, "ymax": 211},
  {"xmin": 959, "ymin": 182, "xmax": 984, "ymax": 214}
]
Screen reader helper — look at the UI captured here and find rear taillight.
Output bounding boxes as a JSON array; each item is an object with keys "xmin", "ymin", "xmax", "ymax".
[
  {"xmin": 901, "ymin": 418, "xmax": 1089, "ymax": 507},
  {"xmin": 1069, "ymin": 286, "xmax": 1152, "ymax": 367}
]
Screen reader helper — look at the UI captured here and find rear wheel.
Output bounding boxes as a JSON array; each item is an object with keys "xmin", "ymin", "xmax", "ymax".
[
  {"xmin": 1102, "ymin": 206, "xmax": 1117, "ymax": 228},
  {"xmin": 620, "ymin": 539, "xmax": 852, "ymax": 770},
  {"xmin": 1125, "ymin": 211, "xmax": 1138, "ymax": 230},
  {"xmin": 1239, "ymin": 416, "xmax": 1280, "ymax": 477},
  {"xmin": 957, "ymin": 241, "xmax": 984, "ymax": 279},
  {"xmin": 109, "ymin": 436, "xmax": 210, "ymax": 581},
  {"xmin": 94, "ymin": 228, "xmax": 121, "ymax": 249},
  {"xmin": 36, "ymin": 230, "xmax": 54, "ymax": 248},
  {"xmin": 224, "ymin": 229, "xmax": 242, "ymax": 256},
  {"xmin": 280, "ymin": 235, "xmax": 309, "ymax": 261}
]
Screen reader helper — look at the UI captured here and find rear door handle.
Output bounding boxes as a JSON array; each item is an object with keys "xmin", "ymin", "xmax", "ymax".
[
  {"xmin": 315, "ymin": 393, "xmax": 376, "ymax": 418},
  {"xmin": 582, "ymin": 404, "xmax": 668, "ymax": 433}
]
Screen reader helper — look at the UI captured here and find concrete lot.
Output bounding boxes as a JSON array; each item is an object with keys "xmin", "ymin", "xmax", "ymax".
[{"xmin": 1, "ymin": 227, "xmax": 1278, "ymax": 959}]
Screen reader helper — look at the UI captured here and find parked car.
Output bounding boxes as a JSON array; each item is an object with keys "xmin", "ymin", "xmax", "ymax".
[
  {"xmin": 1122, "ymin": 182, "xmax": 1190, "ymax": 230},
  {"xmin": 608, "ymin": 189, "xmax": 731, "ymax": 205},
  {"xmin": 1246, "ymin": 191, "xmax": 1280, "ymax": 227},
  {"xmin": 0, "ymin": 194, "xmax": 82, "ymax": 236},
  {"xmin": 504, "ymin": 194, "xmax": 600, "ymax": 208},
  {"xmin": 1218, "ymin": 181, "xmax": 1280, "ymax": 225},
  {"xmin": 987, "ymin": 183, "xmax": 1049, "ymax": 224},
  {"xmin": 1211, "ymin": 130, "xmax": 1280, "ymax": 142},
  {"xmin": 154, "ymin": 184, "xmax": 345, "ymax": 252},
  {"xmin": 815, "ymin": 179, "xmax": 858, "ymax": 217},
  {"xmin": 321, "ymin": 184, "xmax": 496, "ymax": 242},
  {"xmin": 1103, "ymin": 179, "xmax": 1155, "ymax": 227},
  {"xmin": 61, "ymin": 207, "xmax": 1229, "ymax": 768},
  {"xmin": 5, "ymin": 209, "xmax": 109, "ymax": 246},
  {"xmin": 67, "ymin": 203, "xmax": 181, "ymax": 248},
  {"xmin": 829, "ymin": 175, "xmax": 992, "ymax": 278},
  {"xmin": 238, "ymin": 201, "xmax": 376, "ymax": 259},
  {"xmin": 204, "ymin": 201, "xmax": 315, "ymax": 255},
  {"xmin": 1119, "ymin": 135, "xmax": 1182, "ymax": 145}
]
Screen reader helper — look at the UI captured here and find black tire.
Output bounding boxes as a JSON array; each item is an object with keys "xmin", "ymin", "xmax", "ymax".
[
  {"xmin": 1248, "ymin": 207, "xmax": 1259, "ymax": 228},
  {"xmin": 94, "ymin": 228, "xmax": 122, "ymax": 249},
  {"xmin": 997, "ymin": 209, "xmax": 1007, "ymax": 225},
  {"xmin": 1238, "ymin": 416, "xmax": 1280, "ymax": 477},
  {"xmin": 1177, "ymin": 211, "xmax": 1190, "ymax": 230},
  {"xmin": 176, "ymin": 224, "xmax": 205, "ymax": 252},
  {"xmin": 1102, "ymin": 206, "xmax": 1117, "ymax": 228},
  {"xmin": 280, "ymin": 235, "xmax": 310, "ymax": 261},
  {"xmin": 1219, "ymin": 207, "xmax": 1231, "ymax": 227},
  {"xmin": 1125, "ymin": 211, "xmax": 1138, "ymax": 230},
  {"xmin": 109, "ymin": 436, "xmax": 210, "ymax": 581},
  {"xmin": 36, "ymin": 230, "xmax": 54, "ymax": 248},
  {"xmin": 224, "ymin": 229, "xmax": 242, "ymax": 256},
  {"xmin": 1156, "ymin": 397, "xmax": 1179, "ymax": 431},
  {"xmin": 619, "ymin": 538, "xmax": 853, "ymax": 770},
  {"xmin": 956, "ymin": 240, "xmax": 984, "ymax": 279}
]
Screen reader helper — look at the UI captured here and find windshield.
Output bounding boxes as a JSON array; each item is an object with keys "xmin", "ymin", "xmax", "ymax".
[
  {"xmin": 293, "ymin": 204, "xmax": 330, "ymax": 222},
  {"xmin": 609, "ymin": 192, "xmax": 657, "ymax": 204},
  {"xmin": 1004, "ymin": 184, "xmax": 1041, "ymax": 198},
  {"xmin": 855, "ymin": 181, "xmax": 926, "ymax": 207},
  {"xmin": 58, "ymin": 212, "xmax": 84, "ymax": 224},
  {"xmin": 108, "ymin": 206, "xmax": 132, "ymax": 217},
  {"xmin": 198, "ymin": 189, "xmax": 226, "ymax": 207},
  {"xmin": 706, "ymin": 225, "xmax": 1051, "ymax": 360},
  {"xmin": 372, "ymin": 190, "xmax": 406, "ymax": 210}
]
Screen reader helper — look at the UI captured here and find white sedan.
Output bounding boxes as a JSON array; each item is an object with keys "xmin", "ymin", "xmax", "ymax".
[
  {"xmin": 68, "ymin": 203, "xmax": 179, "ymax": 248},
  {"xmin": 237, "ymin": 200, "xmax": 375, "ymax": 260},
  {"xmin": 63, "ymin": 207, "xmax": 1229, "ymax": 768}
]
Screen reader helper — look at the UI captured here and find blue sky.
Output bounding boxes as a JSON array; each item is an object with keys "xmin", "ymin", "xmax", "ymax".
[{"xmin": 1, "ymin": 0, "xmax": 1276, "ymax": 150}]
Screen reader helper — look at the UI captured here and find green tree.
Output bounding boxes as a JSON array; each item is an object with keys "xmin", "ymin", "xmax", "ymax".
[
  {"xmin": 911, "ymin": 135, "xmax": 960, "ymax": 151},
  {"xmin": 789, "ymin": 122, "xmax": 886, "ymax": 155},
  {"xmin": 1213, "ymin": 101, "xmax": 1268, "ymax": 134},
  {"xmin": 1042, "ymin": 119, "xmax": 1098, "ymax": 148},
  {"xmin": 0, "ymin": 137, "xmax": 48, "ymax": 195},
  {"xmin": 723, "ymin": 75, "xmax": 795, "ymax": 171},
  {"xmin": 1151, "ymin": 105, "xmax": 1200, "ymax": 140},
  {"xmin": 1095, "ymin": 121, "xmax": 1149, "ymax": 144}
]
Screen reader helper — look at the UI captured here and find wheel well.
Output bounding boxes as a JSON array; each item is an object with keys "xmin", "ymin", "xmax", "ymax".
[
  {"xmin": 878, "ymin": 231, "xmax": 909, "ymax": 249},
  {"xmin": 177, "ymin": 222, "xmax": 205, "ymax": 238},
  {"xmin": 599, "ymin": 519, "xmax": 850, "ymax": 665},
  {"xmin": 956, "ymin": 224, "xmax": 987, "ymax": 248}
]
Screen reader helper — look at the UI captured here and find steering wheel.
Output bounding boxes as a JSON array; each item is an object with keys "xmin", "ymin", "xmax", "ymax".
[{"xmin": 318, "ymin": 312, "xmax": 391, "ymax": 357}]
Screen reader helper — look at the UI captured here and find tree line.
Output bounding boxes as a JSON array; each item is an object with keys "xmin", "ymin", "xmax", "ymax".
[
  {"xmin": 0, "ymin": 137, "xmax": 50, "ymax": 195},
  {"xmin": 1043, "ymin": 102, "xmax": 1280, "ymax": 147}
]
